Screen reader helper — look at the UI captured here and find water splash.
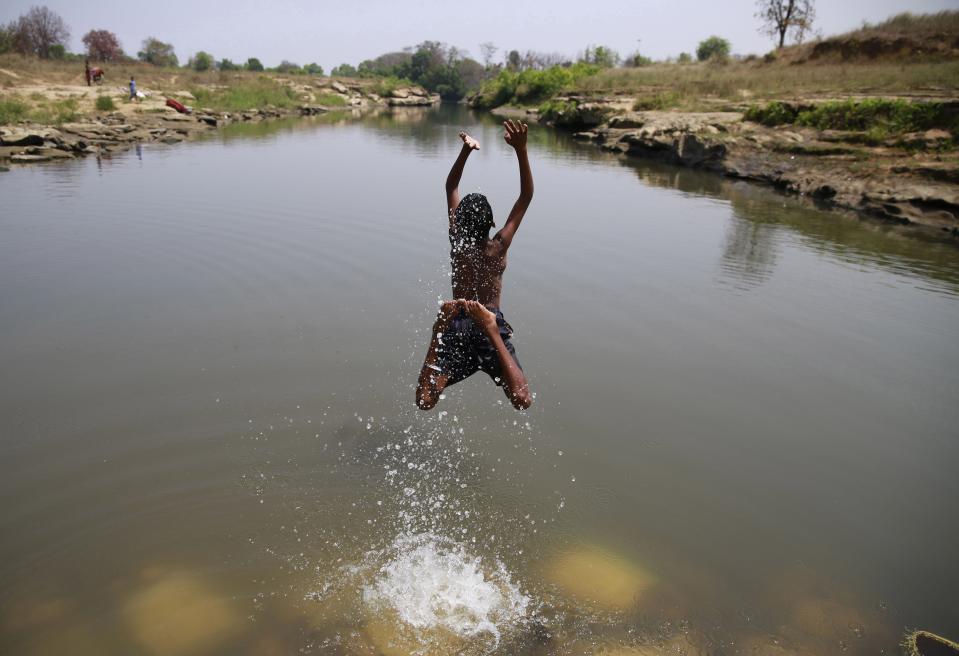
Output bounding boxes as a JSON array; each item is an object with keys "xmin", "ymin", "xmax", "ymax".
[{"xmin": 361, "ymin": 531, "xmax": 530, "ymax": 645}]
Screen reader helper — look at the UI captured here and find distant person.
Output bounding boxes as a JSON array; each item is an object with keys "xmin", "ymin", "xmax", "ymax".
[
  {"xmin": 129, "ymin": 76, "xmax": 137, "ymax": 102},
  {"xmin": 416, "ymin": 121, "xmax": 534, "ymax": 411},
  {"xmin": 85, "ymin": 59, "xmax": 91, "ymax": 86}
]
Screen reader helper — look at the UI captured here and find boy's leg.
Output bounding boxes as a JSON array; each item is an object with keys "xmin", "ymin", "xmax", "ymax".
[
  {"xmin": 415, "ymin": 300, "xmax": 461, "ymax": 410},
  {"xmin": 462, "ymin": 301, "xmax": 531, "ymax": 410}
]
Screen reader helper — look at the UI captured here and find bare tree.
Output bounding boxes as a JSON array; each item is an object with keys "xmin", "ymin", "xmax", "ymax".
[
  {"xmin": 14, "ymin": 5, "xmax": 70, "ymax": 58},
  {"xmin": 479, "ymin": 41, "xmax": 497, "ymax": 68},
  {"xmin": 756, "ymin": 0, "xmax": 815, "ymax": 49}
]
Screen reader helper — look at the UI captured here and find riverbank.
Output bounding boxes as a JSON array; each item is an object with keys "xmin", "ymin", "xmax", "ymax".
[
  {"xmin": 472, "ymin": 13, "xmax": 959, "ymax": 237},
  {"xmin": 493, "ymin": 96, "xmax": 959, "ymax": 237},
  {"xmin": 0, "ymin": 57, "xmax": 438, "ymax": 167}
]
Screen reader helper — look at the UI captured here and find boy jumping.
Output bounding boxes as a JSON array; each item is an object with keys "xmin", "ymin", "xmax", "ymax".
[{"xmin": 416, "ymin": 120, "xmax": 534, "ymax": 411}]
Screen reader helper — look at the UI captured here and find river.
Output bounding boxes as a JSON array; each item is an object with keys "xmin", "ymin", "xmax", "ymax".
[{"xmin": 1, "ymin": 105, "xmax": 957, "ymax": 655}]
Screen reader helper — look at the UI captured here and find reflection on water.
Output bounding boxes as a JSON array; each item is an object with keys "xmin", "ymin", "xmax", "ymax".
[
  {"xmin": 719, "ymin": 214, "xmax": 781, "ymax": 290},
  {"xmin": 1, "ymin": 104, "xmax": 957, "ymax": 655}
]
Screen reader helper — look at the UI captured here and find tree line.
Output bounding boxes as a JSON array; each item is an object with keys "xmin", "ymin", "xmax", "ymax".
[{"xmin": 1, "ymin": 1, "xmax": 818, "ymax": 96}]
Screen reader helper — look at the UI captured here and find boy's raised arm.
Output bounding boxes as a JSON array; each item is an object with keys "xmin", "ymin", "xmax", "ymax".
[
  {"xmin": 495, "ymin": 120, "xmax": 533, "ymax": 249},
  {"xmin": 446, "ymin": 132, "xmax": 480, "ymax": 223}
]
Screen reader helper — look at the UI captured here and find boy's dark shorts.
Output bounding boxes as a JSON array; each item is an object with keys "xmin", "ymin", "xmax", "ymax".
[{"xmin": 435, "ymin": 307, "xmax": 522, "ymax": 386}]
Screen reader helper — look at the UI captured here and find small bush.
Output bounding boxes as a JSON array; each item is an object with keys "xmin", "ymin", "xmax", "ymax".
[
  {"xmin": 743, "ymin": 98, "xmax": 956, "ymax": 136},
  {"xmin": 795, "ymin": 99, "xmax": 949, "ymax": 134},
  {"xmin": 95, "ymin": 95, "xmax": 116, "ymax": 111},
  {"xmin": 633, "ymin": 91, "xmax": 681, "ymax": 111},
  {"xmin": 190, "ymin": 78, "xmax": 299, "ymax": 111},
  {"xmin": 30, "ymin": 97, "xmax": 80, "ymax": 124},
  {"xmin": 697, "ymin": 36, "xmax": 731, "ymax": 62},
  {"xmin": 677, "ymin": 52, "xmax": 693, "ymax": 64},
  {"xmin": 372, "ymin": 76, "xmax": 411, "ymax": 97},
  {"xmin": 538, "ymin": 98, "xmax": 577, "ymax": 122},
  {"xmin": 191, "ymin": 51, "xmax": 214, "ymax": 72},
  {"xmin": 744, "ymin": 101, "xmax": 798, "ymax": 125},
  {"xmin": 475, "ymin": 62, "xmax": 599, "ymax": 108},
  {"xmin": 0, "ymin": 96, "xmax": 29, "ymax": 123},
  {"xmin": 315, "ymin": 93, "xmax": 347, "ymax": 106}
]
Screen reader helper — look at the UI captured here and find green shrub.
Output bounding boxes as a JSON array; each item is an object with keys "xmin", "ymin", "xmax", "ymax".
[
  {"xmin": 190, "ymin": 78, "xmax": 299, "ymax": 111},
  {"xmin": 633, "ymin": 91, "xmax": 681, "ymax": 111},
  {"xmin": 697, "ymin": 36, "xmax": 731, "ymax": 62},
  {"xmin": 315, "ymin": 93, "xmax": 347, "ymax": 106},
  {"xmin": 95, "ymin": 95, "xmax": 116, "ymax": 111},
  {"xmin": 191, "ymin": 51, "xmax": 214, "ymax": 72},
  {"xmin": 0, "ymin": 96, "xmax": 29, "ymax": 124},
  {"xmin": 538, "ymin": 98, "xmax": 577, "ymax": 122},
  {"xmin": 677, "ymin": 52, "xmax": 693, "ymax": 64},
  {"xmin": 744, "ymin": 101, "xmax": 799, "ymax": 125},
  {"xmin": 372, "ymin": 76, "xmax": 412, "ymax": 97},
  {"xmin": 475, "ymin": 62, "xmax": 599, "ymax": 108},
  {"xmin": 31, "ymin": 98, "xmax": 80, "ymax": 124},
  {"xmin": 744, "ymin": 98, "xmax": 956, "ymax": 137},
  {"xmin": 794, "ymin": 99, "xmax": 944, "ymax": 133}
]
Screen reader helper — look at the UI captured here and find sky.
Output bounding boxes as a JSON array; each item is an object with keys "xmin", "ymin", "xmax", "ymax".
[{"xmin": 3, "ymin": 0, "xmax": 956, "ymax": 69}]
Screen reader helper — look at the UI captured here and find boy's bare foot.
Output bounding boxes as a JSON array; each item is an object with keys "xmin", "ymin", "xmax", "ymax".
[
  {"xmin": 459, "ymin": 131, "xmax": 480, "ymax": 151},
  {"xmin": 462, "ymin": 300, "xmax": 497, "ymax": 332}
]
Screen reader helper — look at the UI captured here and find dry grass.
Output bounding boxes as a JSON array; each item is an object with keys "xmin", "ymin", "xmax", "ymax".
[
  {"xmin": 570, "ymin": 59, "xmax": 959, "ymax": 110},
  {"xmin": 846, "ymin": 11, "xmax": 959, "ymax": 38}
]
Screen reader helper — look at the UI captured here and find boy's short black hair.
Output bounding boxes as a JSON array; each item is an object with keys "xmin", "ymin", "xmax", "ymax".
[{"xmin": 454, "ymin": 193, "xmax": 494, "ymax": 243}]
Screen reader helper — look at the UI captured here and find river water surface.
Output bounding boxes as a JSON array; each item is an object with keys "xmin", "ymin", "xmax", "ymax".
[{"xmin": 1, "ymin": 106, "xmax": 958, "ymax": 655}]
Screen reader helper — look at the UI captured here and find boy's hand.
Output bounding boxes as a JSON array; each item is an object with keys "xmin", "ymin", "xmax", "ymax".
[
  {"xmin": 503, "ymin": 120, "xmax": 528, "ymax": 151},
  {"xmin": 459, "ymin": 131, "xmax": 480, "ymax": 151},
  {"xmin": 436, "ymin": 299, "xmax": 462, "ymax": 323}
]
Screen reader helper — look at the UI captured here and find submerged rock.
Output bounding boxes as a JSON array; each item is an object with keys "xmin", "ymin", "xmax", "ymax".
[
  {"xmin": 122, "ymin": 567, "xmax": 245, "ymax": 656},
  {"xmin": 542, "ymin": 543, "xmax": 656, "ymax": 611}
]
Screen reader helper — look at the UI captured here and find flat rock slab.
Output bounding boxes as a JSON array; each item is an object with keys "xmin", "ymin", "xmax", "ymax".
[{"xmin": 0, "ymin": 127, "xmax": 63, "ymax": 147}]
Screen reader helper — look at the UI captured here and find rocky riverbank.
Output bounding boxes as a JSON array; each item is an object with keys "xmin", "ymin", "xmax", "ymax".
[
  {"xmin": 0, "ymin": 78, "xmax": 439, "ymax": 167},
  {"xmin": 498, "ymin": 97, "xmax": 959, "ymax": 237}
]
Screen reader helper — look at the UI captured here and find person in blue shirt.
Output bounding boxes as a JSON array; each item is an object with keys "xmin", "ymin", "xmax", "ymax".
[{"xmin": 129, "ymin": 77, "xmax": 137, "ymax": 102}]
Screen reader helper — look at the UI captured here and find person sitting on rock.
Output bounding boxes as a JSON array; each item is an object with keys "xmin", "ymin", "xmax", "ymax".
[{"xmin": 416, "ymin": 121, "xmax": 534, "ymax": 411}]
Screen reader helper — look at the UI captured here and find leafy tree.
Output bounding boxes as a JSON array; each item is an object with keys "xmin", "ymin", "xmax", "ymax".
[
  {"xmin": 48, "ymin": 43, "xmax": 65, "ymax": 59},
  {"xmin": 275, "ymin": 60, "xmax": 301, "ymax": 74},
  {"xmin": 506, "ymin": 49, "xmax": 521, "ymax": 71},
  {"xmin": 696, "ymin": 36, "xmax": 731, "ymax": 61},
  {"xmin": 190, "ymin": 51, "xmax": 214, "ymax": 71},
  {"xmin": 138, "ymin": 37, "xmax": 178, "ymax": 67},
  {"xmin": 677, "ymin": 52, "xmax": 693, "ymax": 63},
  {"xmin": 218, "ymin": 58, "xmax": 239, "ymax": 71},
  {"xmin": 82, "ymin": 29, "xmax": 122, "ymax": 61},
  {"xmin": 245, "ymin": 57, "xmax": 264, "ymax": 72},
  {"xmin": 331, "ymin": 63, "xmax": 357, "ymax": 77},
  {"xmin": 581, "ymin": 45, "xmax": 620, "ymax": 68},
  {"xmin": 12, "ymin": 5, "xmax": 70, "ymax": 58},
  {"xmin": 0, "ymin": 22, "xmax": 15, "ymax": 54},
  {"xmin": 358, "ymin": 51, "xmax": 412, "ymax": 77},
  {"xmin": 756, "ymin": 0, "xmax": 815, "ymax": 48},
  {"xmin": 303, "ymin": 62, "xmax": 324, "ymax": 76}
]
